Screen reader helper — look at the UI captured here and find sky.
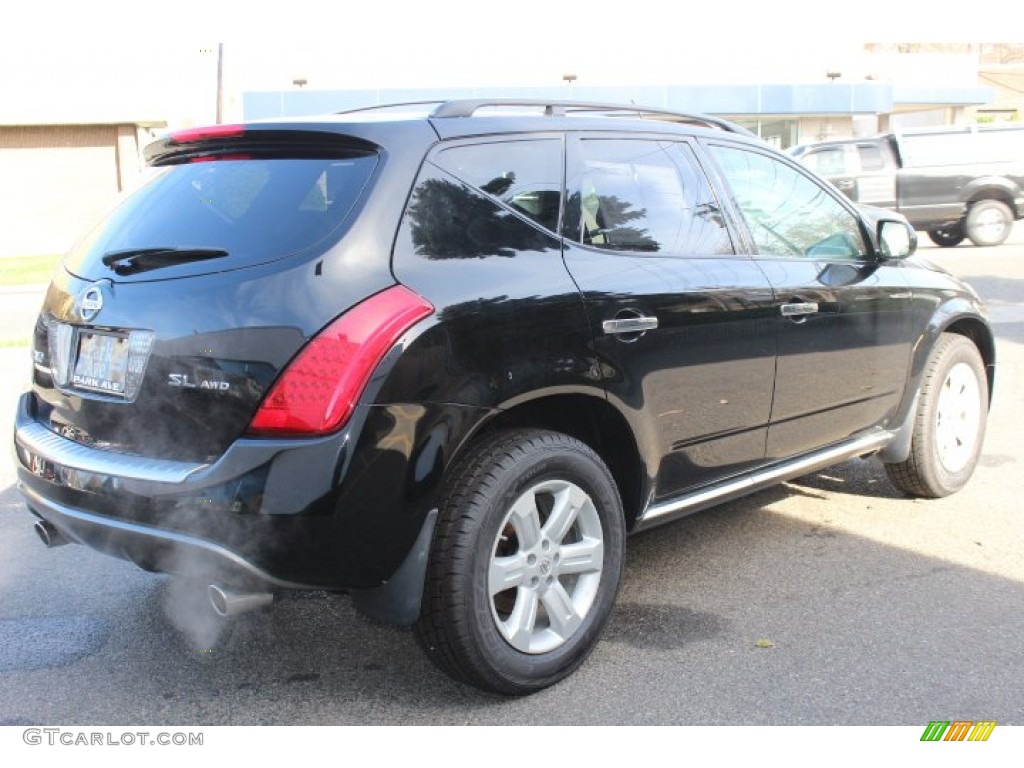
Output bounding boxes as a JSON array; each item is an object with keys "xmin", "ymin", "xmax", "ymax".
[{"xmin": 0, "ymin": 1, "xmax": 1016, "ymax": 127}]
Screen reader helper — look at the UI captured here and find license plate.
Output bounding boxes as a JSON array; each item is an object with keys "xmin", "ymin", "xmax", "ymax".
[{"xmin": 72, "ymin": 331, "xmax": 130, "ymax": 396}]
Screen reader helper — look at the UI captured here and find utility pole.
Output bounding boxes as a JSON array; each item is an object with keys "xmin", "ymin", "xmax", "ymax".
[
  {"xmin": 216, "ymin": 43, "xmax": 224, "ymax": 124},
  {"xmin": 563, "ymin": 74, "xmax": 577, "ymax": 99}
]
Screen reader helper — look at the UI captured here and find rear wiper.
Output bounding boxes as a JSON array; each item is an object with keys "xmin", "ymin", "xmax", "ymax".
[{"xmin": 101, "ymin": 247, "xmax": 229, "ymax": 276}]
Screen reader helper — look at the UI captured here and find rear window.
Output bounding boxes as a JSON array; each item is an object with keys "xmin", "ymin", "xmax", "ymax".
[
  {"xmin": 856, "ymin": 143, "xmax": 885, "ymax": 171},
  {"xmin": 65, "ymin": 154, "xmax": 378, "ymax": 281}
]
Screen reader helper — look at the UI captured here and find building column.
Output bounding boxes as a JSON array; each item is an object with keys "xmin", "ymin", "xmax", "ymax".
[{"xmin": 115, "ymin": 124, "xmax": 141, "ymax": 192}]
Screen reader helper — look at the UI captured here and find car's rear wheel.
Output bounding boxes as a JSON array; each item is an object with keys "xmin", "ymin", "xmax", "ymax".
[
  {"xmin": 885, "ymin": 333, "xmax": 988, "ymax": 497},
  {"xmin": 964, "ymin": 200, "xmax": 1013, "ymax": 247},
  {"xmin": 927, "ymin": 223, "xmax": 965, "ymax": 248},
  {"xmin": 415, "ymin": 428, "xmax": 625, "ymax": 695}
]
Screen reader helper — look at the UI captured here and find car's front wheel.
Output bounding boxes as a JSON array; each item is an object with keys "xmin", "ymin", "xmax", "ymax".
[
  {"xmin": 415, "ymin": 428, "xmax": 625, "ymax": 695},
  {"xmin": 885, "ymin": 333, "xmax": 988, "ymax": 497}
]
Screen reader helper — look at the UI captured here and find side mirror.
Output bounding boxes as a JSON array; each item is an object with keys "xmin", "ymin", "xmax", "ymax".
[{"xmin": 878, "ymin": 220, "xmax": 917, "ymax": 259}]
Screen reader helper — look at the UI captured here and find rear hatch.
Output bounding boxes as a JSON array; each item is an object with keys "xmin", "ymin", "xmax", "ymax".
[{"xmin": 29, "ymin": 125, "xmax": 389, "ymax": 462}]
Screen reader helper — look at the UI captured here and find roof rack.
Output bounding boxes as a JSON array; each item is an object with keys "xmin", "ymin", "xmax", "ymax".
[
  {"xmin": 335, "ymin": 101, "xmax": 446, "ymax": 115},
  {"xmin": 427, "ymin": 99, "xmax": 754, "ymax": 136}
]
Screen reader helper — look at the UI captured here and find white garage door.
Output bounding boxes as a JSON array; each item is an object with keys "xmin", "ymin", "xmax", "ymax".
[{"xmin": 0, "ymin": 125, "xmax": 121, "ymax": 257}]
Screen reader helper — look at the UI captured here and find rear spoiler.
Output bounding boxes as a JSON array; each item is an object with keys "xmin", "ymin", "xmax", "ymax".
[{"xmin": 145, "ymin": 126, "xmax": 378, "ymax": 166}]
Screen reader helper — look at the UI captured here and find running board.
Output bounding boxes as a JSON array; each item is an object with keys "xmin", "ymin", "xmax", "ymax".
[{"xmin": 633, "ymin": 431, "xmax": 892, "ymax": 532}]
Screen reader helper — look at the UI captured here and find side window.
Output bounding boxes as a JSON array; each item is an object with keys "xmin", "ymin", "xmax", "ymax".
[
  {"xmin": 856, "ymin": 143, "xmax": 885, "ymax": 171},
  {"xmin": 398, "ymin": 165, "xmax": 557, "ymax": 261},
  {"xmin": 710, "ymin": 145, "xmax": 869, "ymax": 260},
  {"xmin": 569, "ymin": 139, "xmax": 733, "ymax": 255},
  {"xmin": 802, "ymin": 147, "xmax": 847, "ymax": 176},
  {"xmin": 433, "ymin": 140, "xmax": 562, "ymax": 233}
]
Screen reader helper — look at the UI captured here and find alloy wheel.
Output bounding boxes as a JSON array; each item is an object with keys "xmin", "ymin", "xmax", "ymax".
[{"xmin": 488, "ymin": 479, "xmax": 604, "ymax": 654}]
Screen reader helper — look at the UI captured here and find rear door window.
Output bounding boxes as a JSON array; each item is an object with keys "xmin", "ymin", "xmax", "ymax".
[
  {"xmin": 567, "ymin": 138, "xmax": 733, "ymax": 255},
  {"xmin": 856, "ymin": 143, "xmax": 885, "ymax": 171}
]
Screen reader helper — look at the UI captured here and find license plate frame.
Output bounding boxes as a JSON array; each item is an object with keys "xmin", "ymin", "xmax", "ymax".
[{"xmin": 71, "ymin": 330, "xmax": 131, "ymax": 397}]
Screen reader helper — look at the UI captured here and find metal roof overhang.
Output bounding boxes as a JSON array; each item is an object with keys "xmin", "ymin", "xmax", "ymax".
[
  {"xmin": 243, "ymin": 83, "xmax": 996, "ymax": 121},
  {"xmin": 0, "ymin": 118, "xmax": 167, "ymax": 128}
]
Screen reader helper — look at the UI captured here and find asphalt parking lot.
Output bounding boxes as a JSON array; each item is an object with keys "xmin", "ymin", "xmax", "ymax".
[{"xmin": 0, "ymin": 230, "xmax": 1022, "ymax": 725}]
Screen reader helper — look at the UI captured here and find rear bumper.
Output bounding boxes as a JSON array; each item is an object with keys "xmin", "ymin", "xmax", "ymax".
[
  {"xmin": 18, "ymin": 481, "xmax": 308, "ymax": 589},
  {"xmin": 13, "ymin": 391, "xmax": 475, "ymax": 589}
]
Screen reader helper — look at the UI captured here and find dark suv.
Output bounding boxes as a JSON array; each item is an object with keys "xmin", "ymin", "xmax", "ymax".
[{"xmin": 13, "ymin": 100, "xmax": 994, "ymax": 694}]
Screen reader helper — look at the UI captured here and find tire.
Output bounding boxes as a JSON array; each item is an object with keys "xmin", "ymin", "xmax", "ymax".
[
  {"xmin": 927, "ymin": 223, "xmax": 965, "ymax": 248},
  {"xmin": 885, "ymin": 334, "xmax": 988, "ymax": 498},
  {"xmin": 964, "ymin": 200, "xmax": 1014, "ymax": 247},
  {"xmin": 415, "ymin": 428, "xmax": 625, "ymax": 695}
]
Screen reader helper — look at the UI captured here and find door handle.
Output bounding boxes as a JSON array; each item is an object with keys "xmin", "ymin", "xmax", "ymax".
[
  {"xmin": 780, "ymin": 302, "xmax": 819, "ymax": 318},
  {"xmin": 602, "ymin": 316, "xmax": 659, "ymax": 335}
]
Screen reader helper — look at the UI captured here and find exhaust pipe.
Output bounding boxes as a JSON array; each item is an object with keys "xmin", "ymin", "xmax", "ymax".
[
  {"xmin": 208, "ymin": 584, "xmax": 273, "ymax": 617},
  {"xmin": 34, "ymin": 520, "xmax": 69, "ymax": 548}
]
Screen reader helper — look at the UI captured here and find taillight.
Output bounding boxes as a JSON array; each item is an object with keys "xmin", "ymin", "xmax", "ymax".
[
  {"xmin": 246, "ymin": 285, "xmax": 433, "ymax": 437},
  {"xmin": 188, "ymin": 154, "xmax": 252, "ymax": 163}
]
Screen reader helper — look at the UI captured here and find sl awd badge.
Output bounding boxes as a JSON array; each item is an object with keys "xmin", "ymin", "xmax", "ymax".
[
  {"xmin": 78, "ymin": 283, "xmax": 105, "ymax": 322},
  {"xmin": 168, "ymin": 373, "xmax": 230, "ymax": 391}
]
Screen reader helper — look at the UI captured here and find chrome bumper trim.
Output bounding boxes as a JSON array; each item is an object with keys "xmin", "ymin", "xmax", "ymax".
[
  {"xmin": 13, "ymin": 392, "xmax": 342, "ymax": 503},
  {"xmin": 15, "ymin": 417, "xmax": 207, "ymax": 485}
]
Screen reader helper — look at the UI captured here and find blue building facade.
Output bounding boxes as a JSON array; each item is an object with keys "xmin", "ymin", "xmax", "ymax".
[{"xmin": 243, "ymin": 82, "xmax": 993, "ymax": 148}]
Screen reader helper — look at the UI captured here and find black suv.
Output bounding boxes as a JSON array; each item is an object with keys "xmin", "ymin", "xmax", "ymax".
[{"xmin": 13, "ymin": 100, "xmax": 994, "ymax": 694}]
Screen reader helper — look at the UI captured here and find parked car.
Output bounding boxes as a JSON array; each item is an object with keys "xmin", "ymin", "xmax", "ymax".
[
  {"xmin": 789, "ymin": 124, "xmax": 1024, "ymax": 247},
  {"xmin": 13, "ymin": 100, "xmax": 994, "ymax": 694}
]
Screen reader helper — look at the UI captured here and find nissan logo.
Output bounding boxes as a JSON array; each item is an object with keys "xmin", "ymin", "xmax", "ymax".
[{"xmin": 79, "ymin": 284, "xmax": 104, "ymax": 322}]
